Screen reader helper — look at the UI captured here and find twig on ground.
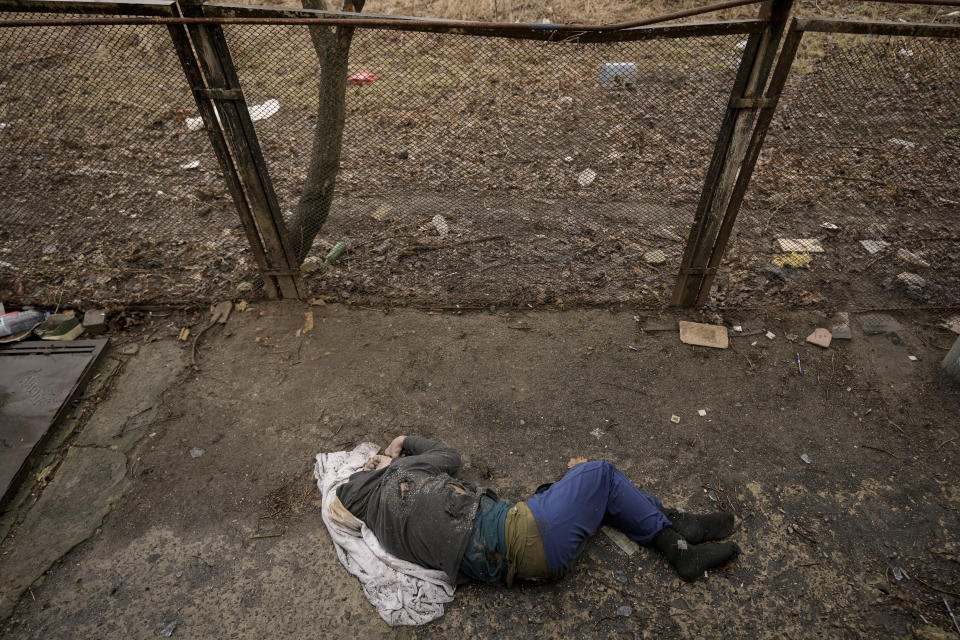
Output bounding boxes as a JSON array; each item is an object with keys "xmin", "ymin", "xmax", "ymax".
[
  {"xmin": 938, "ymin": 436, "xmax": 958, "ymax": 450},
  {"xmin": 193, "ymin": 554, "xmax": 214, "ymax": 567},
  {"xmin": 251, "ymin": 532, "xmax": 284, "ymax": 540},
  {"xmin": 860, "ymin": 444, "xmax": 900, "ymax": 460},
  {"xmin": 191, "ymin": 321, "xmax": 217, "ymax": 367},
  {"xmin": 911, "ymin": 572, "xmax": 960, "ymax": 599}
]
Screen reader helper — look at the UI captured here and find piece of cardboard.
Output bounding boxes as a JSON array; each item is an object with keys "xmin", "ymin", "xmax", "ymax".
[{"xmin": 679, "ymin": 321, "xmax": 729, "ymax": 349}]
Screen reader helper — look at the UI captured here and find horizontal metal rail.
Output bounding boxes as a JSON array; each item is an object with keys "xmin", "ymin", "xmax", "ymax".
[
  {"xmin": 0, "ymin": 0, "xmax": 175, "ymax": 15},
  {"xmin": 0, "ymin": 14, "xmax": 769, "ymax": 42},
  {"xmin": 795, "ymin": 16, "xmax": 960, "ymax": 37}
]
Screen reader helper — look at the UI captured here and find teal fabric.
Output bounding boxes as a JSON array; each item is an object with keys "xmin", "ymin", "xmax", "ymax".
[{"xmin": 459, "ymin": 495, "xmax": 514, "ymax": 583}]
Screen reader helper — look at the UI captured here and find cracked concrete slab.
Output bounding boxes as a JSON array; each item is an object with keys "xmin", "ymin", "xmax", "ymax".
[
  {"xmin": 0, "ymin": 446, "xmax": 128, "ymax": 619},
  {"xmin": 74, "ymin": 341, "xmax": 185, "ymax": 452}
]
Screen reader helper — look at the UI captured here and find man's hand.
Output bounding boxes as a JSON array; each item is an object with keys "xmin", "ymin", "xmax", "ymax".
[{"xmin": 384, "ymin": 435, "xmax": 407, "ymax": 459}]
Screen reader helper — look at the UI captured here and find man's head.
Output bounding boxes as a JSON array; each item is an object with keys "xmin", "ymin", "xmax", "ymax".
[{"xmin": 363, "ymin": 454, "xmax": 392, "ymax": 472}]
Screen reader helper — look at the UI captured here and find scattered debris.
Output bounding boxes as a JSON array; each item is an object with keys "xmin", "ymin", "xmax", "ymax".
[
  {"xmin": 567, "ymin": 457, "xmax": 588, "ymax": 468},
  {"xmin": 324, "ymin": 241, "xmax": 348, "ymax": 266},
  {"xmin": 557, "ymin": 95, "xmax": 573, "ymax": 106},
  {"xmin": 179, "ymin": 160, "xmax": 200, "ymax": 170},
  {"xmin": 766, "ymin": 331, "xmax": 776, "ymax": 340},
  {"xmin": 859, "ymin": 239, "xmax": 889, "ymax": 255},
  {"xmin": 830, "ymin": 312, "xmax": 852, "ymax": 340},
  {"xmin": 36, "ymin": 314, "xmax": 84, "ymax": 341},
  {"xmin": 237, "ymin": 282, "xmax": 253, "ymax": 293},
  {"xmin": 908, "ymin": 355, "xmax": 918, "ymax": 361},
  {"xmin": 759, "ymin": 264, "xmax": 795, "ymax": 282},
  {"xmin": 796, "ymin": 353, "xmax": 803, "ymax": 375},
  {"xmin": 602, "ymin": 526, "xmax": 639, "ymax": 556},
  {"xmin": 698, "ymin": 409, "xmax": 707, "ymax": 417},
  {"xmin": 776, "ymin": 238, "xmax": 823, "ymax": 253},
  {"xmin": 189, "ymin": 448, "xmax": 205, "ymax": 458},
  {"xmin": 706, "ymin": 490, "xmax": 718, "ymax": 503},
  {"xmin": 891, "ymin": 566, "xmax": 907, "ymax": 581},
  {"xmin": 301, "ymin": 256, "xmax": 322, "ymax": 273},
  {"xmin": 679, "ymin": 321, "xmax": 728, "ymax": 349},
  {"xmin": 888, "ymin": 137, "xmax": 916, "ymax": 149},
  {"xmin": 599, "ymin": 62, "xmax": 637, "ymax": 88},
  {"xmin": 186, "ymin": 98, "xmax": 279, "ymax": 131},
  {"xmin": 159, "ymin": 620, "xmax": 180, "ymax": 637},
  {"xmin": 310, "ymin": 297, "xmax": 327, "ymax": 307},
  {"xmin": 347, "ymin": 71, "xmax": 379, "ymax": 86},
  {"xmin": 940, "ymin": 316, "xmax": 960, "ymax": 335},
  {"xmin": 670, "ymin": 415, "xmax": 681, "ymax": 424},
  {"xmin": 896, "ymin": 248, "xmax": 930, "ymax": 268},
  {"xmin": 178, "ymin": 328, "xmax": 190, "ymax": 341},
  {"xmin": 643, "ymin": 249, "xmax": 667, "ymax": 265},
  {"xmin": 303, "ymin": 311, "xmax": 314, "ymax": 334},
  {"xmin": 800, "ymin": 453, "xmax": 812, "ymax": 464},
  {"xmin": 655, "ymin": 228, "xmax": 684, "ymax": 242},
  {"xmin": 806, "ymin": 328, "xmax": 832, "ymax": 349},
  {"xmin": 616, "ymin": 605, "xmax": 633, "ymax": 617},
  {"xmin": 821, "ymin": 222, "xmax": 839, "ymax": 230},
  {"xmin": 896, "ymin": 272, "xmax": 925, "ymax": 288},
  {"xmin": 431, "ymin": 215, "xmax": 449, "ymax": 236},
  {"xmin": 0, "ymin": 309, "xmax": 46, "ymax": 339},
  {"xmin": 772, "ymin": 252, "xmax": 812, "ymax": 269},
  {"xmin": 370, "ymin": 203, "xmax": 393, "ymax": 221},
  {"xmin": 942, "ymin": 596, "xmax": 960, "ymax": 636},
  {"xmin": 120, "ymin": 343, "xmax": 139, "ymax": 356},
  {"xmin": 82, "ymin": 309, "xmax": 107, "ymax": 335},
  {"xmin": 577, "ymin": 168, "xmax": 597, "ymax": 187},
  {"xmin": 861, "ymin": 314, "xmax": 902, "ymax": 335}
]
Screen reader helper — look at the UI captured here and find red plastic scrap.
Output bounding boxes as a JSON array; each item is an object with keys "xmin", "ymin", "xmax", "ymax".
[{"xmin": 347, "ymin": 71, "xmax": 379, "ymax": 86}]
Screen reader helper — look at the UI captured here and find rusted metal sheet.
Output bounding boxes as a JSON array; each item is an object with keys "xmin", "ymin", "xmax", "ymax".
[{"xmin": 0, "ymin": 340, "xmax": 107, "ymax": 508}]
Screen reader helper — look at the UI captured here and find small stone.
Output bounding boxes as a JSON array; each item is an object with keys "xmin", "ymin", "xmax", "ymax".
[
  {"xmin": 237, "ymin": 281, "xmax": 253, "ymax": 293},
  {"xmin": 119, "ymin": 343, "xmax": 139, "ymax": 356},
  {"xmin": 616, "ymin": 605, "xmax": 633, "ymax": 617},
  {"xmin": 577, "ymin": 168, "xmax": 597, "ymax": 186},
  {"xmin": 895, "ymin": 272, "xmax": 925, "ymax": 288},
  {"xmin": 806, "ymin": 328, "xmax": 832, "ymax": 348},
  {"xmin": 643, "ymin": 249, "xmax": 667, "ymax": 265},
  {"xmin": 801, "ymin": 453, "xmax": 812, "ymax": 464},
  {"xmin": 432, "ymin": 215, "xmax": 449, "ymax": 236},
  {"xmin": 82, "ymin": 309, "xmax": 107, "ymax": 335},
  {"xmin": 614, "ymin": 570, "xmax": 628, "ymax": 584},
  {"xmin": 189, "ymin": 448, "xmax": 205, "ymax": 458},
  {"xmin": 160, "ymin": 620, "xmax": 179, "ymax": 637},
  {"xmin": 896, "ymin": 248, "xmax": 930, "ymax": 268},
  {"xmin": 670, "ymin": 415, "xmax": 681, "ymax": 424},
  {"xmin": 43, "ymin": 244, "xmax": 58, "ymax": 255}
]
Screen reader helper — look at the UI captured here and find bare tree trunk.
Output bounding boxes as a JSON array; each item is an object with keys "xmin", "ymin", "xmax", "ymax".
[{"xmin": 287, "ymin": 0, "xmax": 365, "ymax": 263}]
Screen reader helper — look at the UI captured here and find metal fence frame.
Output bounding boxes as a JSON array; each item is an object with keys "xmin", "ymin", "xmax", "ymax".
[{"xmin": 1, "ymin": 0, "xmax": 958, "ymax": 307}]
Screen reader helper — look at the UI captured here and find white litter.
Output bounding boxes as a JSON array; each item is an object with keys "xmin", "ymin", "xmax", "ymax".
[
  {"xmin": 821, "ymin": 222, "xmax": 839, "ymax": 230},
  {"xmin": 776, "ymin": 238, "xmax": 824, "ymax": 253},
  {"xmin": 733, "ymin": 325, "xmax": 743, "ymax": 332},
  {"xmin": 698, "ymin": 409, "xmax": 707, "ymax": 417},
  {"xmin": 314, "ymin": 444, "xmax": 455, "ymax": 626},
  {"xmin": 578, "ymin": 168, "xmax": 597, "ymax": 186},
  {"xmin": 859, "ymin": 239, "xmax": 889, "ymax": 255},
  {"xmin": 602, "ymin": 526, "xmax": 639, "ymax": 556},
  {"xmin": 908, "ymin": 355, "xmax": 918, "ymax": 361},
  {"xmin": 179, "ymin": 160, "xmax": 200, "ymax": 170},
  {"xmin": 431, "ymin": 214, "xmax": 449, "ymax": 236},
  {"xmin": 800, "ymin": 453, "xmax": 812, "ymax": 464},
  {"xmin": 888, "ymin": 138, "xmax": 916, "ymax": 149},
  {"xmin": 599, "ymin": 62, "xmax": 637, "ymax": 88},
  {"xmin": 186, "ymin": 98, "xmax": 280, "ymax": 131},
  {"xmin": 765, "ymin": 331, "xmax": 776, "ymax": 340}
]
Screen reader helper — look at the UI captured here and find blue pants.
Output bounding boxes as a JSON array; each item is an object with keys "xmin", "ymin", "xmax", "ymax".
[{"xmin": 525, "ymin": 461, "xmax": 672, "ymax": 574}]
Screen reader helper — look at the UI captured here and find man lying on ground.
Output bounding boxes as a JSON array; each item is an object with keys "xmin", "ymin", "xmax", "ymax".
[{"xmin": 333, "ymin": 435, "xmax": 739, "ymax": 585}]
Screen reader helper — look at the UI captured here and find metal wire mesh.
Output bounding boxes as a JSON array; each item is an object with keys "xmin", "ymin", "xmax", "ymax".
[
  {"xmin": 718, "ymin": 32, "xmax": 960, "ymax": 310},
  {"xmin": 224, "ymin": 25, "xmax": 748, "ymax": 307},
  {"xmin": 0, "ymin": 16, "xmax": 256, "ymax": 307}
]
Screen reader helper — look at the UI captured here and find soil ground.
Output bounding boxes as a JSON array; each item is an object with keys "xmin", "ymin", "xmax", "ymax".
[{"xmin": 1, "ymin": 303, "xmax": 959, "ymax": 638}]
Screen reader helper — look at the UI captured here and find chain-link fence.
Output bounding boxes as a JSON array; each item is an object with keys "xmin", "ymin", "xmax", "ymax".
[
  {"xmin": 718, "ymin": 30, "xmax": 960, "ymax": 310},
  {"xmin": 223, "ymin": 25, "xmax": 748, "ymax": 306},
  {"xmin": 1, "ymin": 6, "xmax": 958, "ymax": 311},
  {"xmin": 0, "ymin": 15, "xmax": 258, "ymax": 307}
]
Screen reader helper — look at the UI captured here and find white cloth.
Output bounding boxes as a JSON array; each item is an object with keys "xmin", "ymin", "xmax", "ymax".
[{"xmin": 313, "ymin": 443, "xmax": 456, "ymax": 626}]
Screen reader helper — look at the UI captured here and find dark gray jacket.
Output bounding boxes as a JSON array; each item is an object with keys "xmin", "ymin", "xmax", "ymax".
[{"xmin": 336, "ymin": 437, "xmax": 490, "ymax": 581}]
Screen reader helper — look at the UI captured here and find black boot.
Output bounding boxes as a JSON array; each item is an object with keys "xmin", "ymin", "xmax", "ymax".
[
  {"xmin": 660, "ymin": 508, "xmax": 735, "ymax": 544},
  {"xmin": 652, "ymin": 526, "xmax": 740, "ymax": 582}
]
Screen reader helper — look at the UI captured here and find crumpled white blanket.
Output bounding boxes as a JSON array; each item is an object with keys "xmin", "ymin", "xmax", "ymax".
[{"xmin": 313, "ymin": 443, "xmax": 456, "ymax": 626}]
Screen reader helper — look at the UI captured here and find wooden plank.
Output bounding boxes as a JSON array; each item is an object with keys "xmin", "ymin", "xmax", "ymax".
[
  {"xmin": 180, "ymin": 0, "xmax": 303, "ymax": 298},
  {"xmin": 165, "ymin": 18, "xmax": 278, "ymax": 298},
  {"xmin": 672, "ymin": 0, "xmax": 795, "ymax": 307},
  {"xmin": 0, "ymin": 0, "xmax": 175, "ymax": 15}
]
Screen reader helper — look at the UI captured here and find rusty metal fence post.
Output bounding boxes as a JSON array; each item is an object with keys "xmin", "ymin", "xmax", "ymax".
[
  {"xmin": 672, "ymin": 0, "xmax": 795, "ymax": 307},
  {"xmin": 174, "ymin": 0, "xmax": 305, "ymax": 299}
]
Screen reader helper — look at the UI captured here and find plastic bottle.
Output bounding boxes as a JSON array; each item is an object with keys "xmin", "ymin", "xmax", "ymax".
[{"xmin": 0, "ymin": 310, "xmax": 47, "ymax": 337}]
